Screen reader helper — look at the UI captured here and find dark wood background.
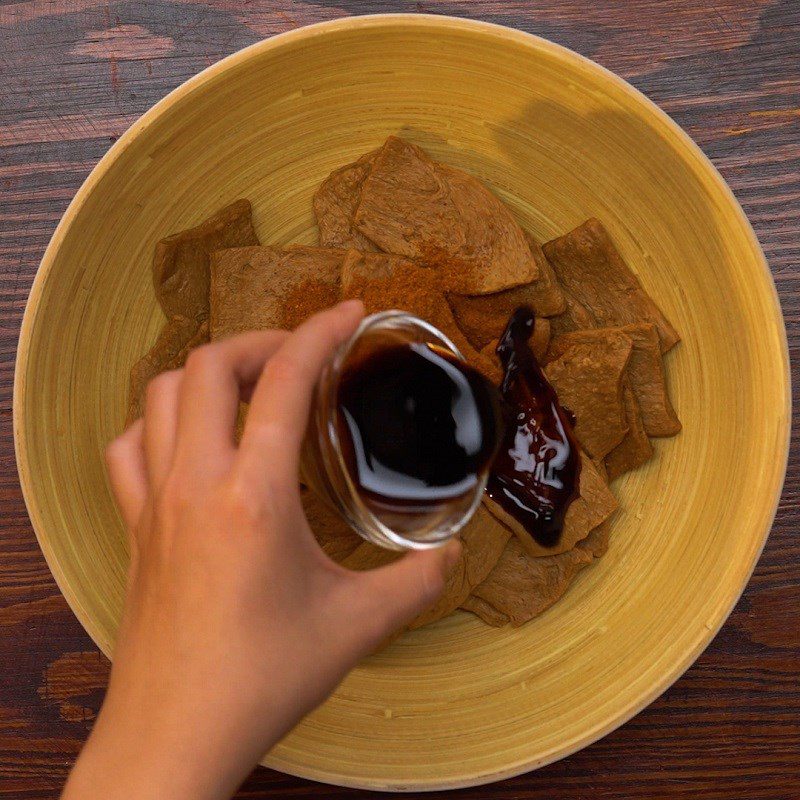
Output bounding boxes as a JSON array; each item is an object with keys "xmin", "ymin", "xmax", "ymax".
[{"xmin": 1, "ymin": 2, "xmax": 798, "ymax": 798}]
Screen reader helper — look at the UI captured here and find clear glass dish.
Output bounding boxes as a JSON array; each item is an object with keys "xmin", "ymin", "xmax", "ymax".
[{"xmin": 301, "ymin": 310, "xmax": 491, "ymax": 550}]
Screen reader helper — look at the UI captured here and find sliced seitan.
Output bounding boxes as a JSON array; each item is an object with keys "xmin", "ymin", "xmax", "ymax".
[
  {"xmin": 548, "ymin": 323, "xmax": 681, "ymax": 437},
  {"xmin": 445, "ymin": 233, "xmax": 565, "ymax": 349},
  {"xmin": 604, "ymin": 381, "xmax": 654, "ymax": 481},
  {"xmin": 126, "ymin": 316, "xmax": 209, "ymax": 425},
  {"xmin": 209, "ymin": 246, "xmax": 345, "ymax": 339},
  {"xmin": 314, "ymin": 150, "xmax": 380, "ymax": 251},
  {"xmin": 153, "ymin": 199, "xmax": 259, "ymax": 322},
  {"xmin": 484, "ymin": 452, "xmax": 618, "ymax": 558},
  {"xmin": 542, "ymin": 218, "xmax": 680, "ymax": 352},
  {"xmin": 354, "ymin": 136, "xmax": 538, "ymax": 294},
  {"xmin": 543, "ymin": 333, "xmax": 634, "ymax": 459},
  {"xmin": 464, "ymin": 521, "xmax": 611, "ymax": 627}
]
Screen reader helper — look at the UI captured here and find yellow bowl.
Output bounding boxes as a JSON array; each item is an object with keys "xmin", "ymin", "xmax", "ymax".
[{"xmin": 14, "ymin": 14, "xmax": 790, "ymax": 792}]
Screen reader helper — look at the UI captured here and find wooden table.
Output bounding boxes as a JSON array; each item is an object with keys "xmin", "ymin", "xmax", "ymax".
[{"xmin": 1, "ymin": 3, "xmax": 798, "ymax": 798}]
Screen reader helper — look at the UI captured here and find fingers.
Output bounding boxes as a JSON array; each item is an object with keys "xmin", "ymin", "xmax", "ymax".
[
  {"xmin": 105, "ymin": 419, "xmax": 148, "ymax": 530},
  {"xmin": 143, "ymin": 370, "xmax": 182, "ymax": 488},
  {"xmin": 346, "ymin": 539, "xmax": 462, "ymax": 649},
  {"xmin": 173, "ymin": 330, "xmax": 289, "ymax": 473},
  {"xmin": 238, "ymin": 301, "xmax": 364, "ymax": 485}
]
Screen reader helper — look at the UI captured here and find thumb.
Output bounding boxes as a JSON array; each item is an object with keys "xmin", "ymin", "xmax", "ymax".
[{"xmin": 350, "ymin": 539, "xmax": 462, "ymax": 649}]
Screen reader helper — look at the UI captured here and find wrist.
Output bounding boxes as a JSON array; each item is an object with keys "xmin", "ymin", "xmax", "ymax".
[{"xmin": 63, "ymin": 688, "xmax": 251, "ymax": 800}]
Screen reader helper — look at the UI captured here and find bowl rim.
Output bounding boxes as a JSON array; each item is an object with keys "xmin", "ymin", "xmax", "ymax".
[{"xmin": 13, "ymin": 12, "xmax": 792, "ymax": 792}]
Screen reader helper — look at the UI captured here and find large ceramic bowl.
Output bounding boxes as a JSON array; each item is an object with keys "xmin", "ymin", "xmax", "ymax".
[{"xmin": 14, "ymin": 14, "xmax": 790, "ymax": 792}]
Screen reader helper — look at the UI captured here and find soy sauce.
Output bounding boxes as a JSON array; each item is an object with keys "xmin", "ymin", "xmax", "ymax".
[
  {"xmin": 336, "ymin": 342, "xmax": 503, "ymax": 518},
  {"xmin": 486, "ymin": 306, "xmax": 582, "ymax": 547}
]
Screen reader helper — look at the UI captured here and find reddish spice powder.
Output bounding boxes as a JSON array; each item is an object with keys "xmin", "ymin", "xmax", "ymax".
[
  {"xmin": 282, "ymin": 278, "xmax": 341, "ymax": 329},
  {"xmin": 279, "ymin": 253, "xmax": 505, "ymax": 385},
  {"xmin": 343, "ymin": 260, "xmax": 501, "ymax": 383}
]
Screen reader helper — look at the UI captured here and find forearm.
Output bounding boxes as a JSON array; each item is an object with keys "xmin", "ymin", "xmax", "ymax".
[{"xmin": 61, "ymin": 689, "xmax": 275, "ymax": 800}]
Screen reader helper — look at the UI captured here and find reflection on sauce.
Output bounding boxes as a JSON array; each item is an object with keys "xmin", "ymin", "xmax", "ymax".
[{"xmin": 486, "ymin": 306, "xmax": 582, "ymax": 547}]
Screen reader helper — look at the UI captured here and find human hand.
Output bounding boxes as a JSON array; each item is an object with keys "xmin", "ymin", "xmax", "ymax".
[{"xmin": 63, "ymin": 300, "xmax": 461, "ymax": 800}]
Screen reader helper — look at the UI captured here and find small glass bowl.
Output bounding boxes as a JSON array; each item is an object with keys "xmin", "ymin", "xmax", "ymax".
[{"xmin": 301, "ymin": 310, "xmax": 491, "ymax": 550}]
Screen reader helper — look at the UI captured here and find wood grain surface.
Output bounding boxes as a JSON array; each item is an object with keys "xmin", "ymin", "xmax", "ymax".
[{"xmin": 0, "ymin": 2, "xmax": 798, "ymax": 799}]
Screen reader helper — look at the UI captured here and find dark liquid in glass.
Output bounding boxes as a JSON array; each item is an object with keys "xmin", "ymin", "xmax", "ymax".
[{"xmin": 336, "ymin": 342, "xmax": 503, "ymax": 520}]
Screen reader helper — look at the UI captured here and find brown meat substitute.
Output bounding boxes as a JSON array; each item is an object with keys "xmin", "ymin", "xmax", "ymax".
[
  {"xmin": 483, "ymin": 452, "xmax": 618, "ymax": 558},
  {"xmin": 354, "ymin": 136, "xmax": 539, "ymax": 294},
  {"xmin": 604, "ymin": 381, "xmax": 654, "ymax": 481},
  {"xmin": 543, "ymin": 333, "xmax": 634, "ymax": 460},
  {"xmin": 153, "ymin": 199, "xmax": 260, "ymax": 322},
  {"xmin": 314, "ymin": 150, "xmax": 380, "ymax": 251},
  {"xmin": 542, "ymin": 218, "xmax": 680, "ymax": 352},
  {"xmin": 126, "ymin": 316, "xmax": 209, "ymax": 425},
  {"xmin": 548, "ymin": 324, "xmax": 680, "ymax": 437},
  {"xmin": 209, "ymin": 246, "xmax": 345, "ymax": 339},
  {"xmin": 463, "ymin": 521, "xmax": 611, "ymax": 627}
]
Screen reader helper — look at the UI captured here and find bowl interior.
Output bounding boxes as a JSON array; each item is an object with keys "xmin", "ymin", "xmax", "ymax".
[{"xmin": 15, "ymin": 16, "xmax": 789, "ymax": 791}]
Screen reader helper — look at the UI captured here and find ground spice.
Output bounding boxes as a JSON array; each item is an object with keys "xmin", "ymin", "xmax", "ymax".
[
  {"xmin": 342, "ymin": 259, "xmax": 500, "ymax": 381},
  {"xmin": 415, "ymin": 244, "xmax": 474, "ymax": 293},
  {"xmin": 282, "ymin": 278, "xmax": 342, "ymax": 329}
]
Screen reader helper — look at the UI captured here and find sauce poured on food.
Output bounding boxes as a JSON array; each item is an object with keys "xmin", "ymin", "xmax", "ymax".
[{"xmin": 486, "ymin": 306, "xmax": 582, "ymax": 547}]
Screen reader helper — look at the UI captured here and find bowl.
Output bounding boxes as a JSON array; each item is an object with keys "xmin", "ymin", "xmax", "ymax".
[{"xmin": 14, "ymin": 14, "xmax": 790, "ymax": 792}]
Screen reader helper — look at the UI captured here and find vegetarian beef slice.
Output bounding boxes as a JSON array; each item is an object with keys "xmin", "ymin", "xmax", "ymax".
[
  {"xmin": 542, "ymin": 218, "xmax": 680, "ymax": 352},
  {"xmin": 153, "ymin": 199, "xmax": 260, "ymax": 322},
  {"xmin": 340, "ymin": 248, "xmax": 418, "ymax": 290},
  {"xmin": 464, "ymin": 521, "xmax": 611, "ymax": 627},
  {"xmin": 314, "ymin": 150, "xmax": 380, "ymax": 251},
  {"xmin": 548, "ymin": 288, "xmax": 596, "ymax": 340},
  {"xmin": 605, "ymin": 381, "xmax": 653, "ymax": 481},
  {"xmin": 460, "ymin": 595, "xmax": 510, "ymax": 626},
  {"xmin": 126, "ymin": 316, "xmax": 209, "ymax": 425},
  {"xmin": 353, "ymin": 136, "xmax": 538, "ymax": 294},
  {"xmin": 446, "ymin": 234, "xmax": 565, "ymax": 350},
  {"xmin": 209, "ymin": 246, "xmax": 345, "ymax": 338},
  {"xmin": 548, "ymin": 324, "xmax": 681, "ymax": 438},
  {"xmin": 543, "ymin": 333, "xmax": 634, "ymax": 459}
]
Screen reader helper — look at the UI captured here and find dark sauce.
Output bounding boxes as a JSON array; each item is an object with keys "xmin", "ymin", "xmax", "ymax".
[
  {"xmin": 336, "ymin": 342, "xmax": 503, "ymax": 518},
  {"xmin": 486, "ymin": 306, "xmax": 582, "ymax": 547}
]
